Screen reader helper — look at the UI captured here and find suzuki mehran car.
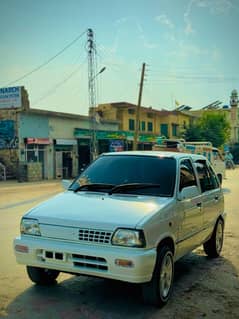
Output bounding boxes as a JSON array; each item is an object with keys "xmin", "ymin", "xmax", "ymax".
[{"xmin": 14, "ymin": 151, "xmax": 225, "ymax": 307}]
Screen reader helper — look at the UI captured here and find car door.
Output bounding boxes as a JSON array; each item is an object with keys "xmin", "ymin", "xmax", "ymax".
[
  {"xmin": 176, "ymin": 158, "xmax": 203, "ymax": 257},
  {"xmin": 195, "ymin": 159, "xmax": 224, "ymax": 240}
]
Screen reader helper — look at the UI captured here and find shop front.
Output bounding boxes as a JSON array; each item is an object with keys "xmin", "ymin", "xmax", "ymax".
[
  {"xmin": 23, "ymin": 138, "xmax": 51, "ymax": 180},
  {"xmin": 74, "ymin": 128, "xmax": 161, "ymax": 165},
  {"xmin": 54, "ymin": 139, "xmax": 77, "ymax": 179}
]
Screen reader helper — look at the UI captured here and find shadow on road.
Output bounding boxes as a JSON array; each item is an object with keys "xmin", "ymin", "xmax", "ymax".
[{"xmin": 3, "ymin": 250, "xmax": 239, "ymax": 319}]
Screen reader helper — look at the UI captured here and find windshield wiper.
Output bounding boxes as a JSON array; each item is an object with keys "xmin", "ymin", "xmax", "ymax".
[
  {"xmin": 73, "ymin": 183, "xmax": 115, "ymax": 193},
  {"xmin": 109, "ymin": 183, "xmax": 160, "ymax": 195}
]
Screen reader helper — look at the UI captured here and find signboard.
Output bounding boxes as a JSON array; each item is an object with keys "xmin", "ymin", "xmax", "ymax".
[
  {"xmin": 109, "ymin": 140, "xmax": 124, "ymax": 152},
  {"xmin": 0, "ymin": 120, "xmax": 18, "ymax": 149},
  {"xmin": 0, "ymin": 86, "xmax": 21, "ymax": 109},
  {"xmin": 26, "ymin": 138, "xmax": 51, "ymax": 145},
  {"xmin": 74, "ymin": 128, "xmax": 158, "ymax": 143},
  {"xmin": 56, "ymin": 139, "xmax": 77, "ymax": 145}
]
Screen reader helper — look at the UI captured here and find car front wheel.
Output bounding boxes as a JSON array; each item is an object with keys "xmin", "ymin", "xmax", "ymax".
[
  {"xmin": 142, "ymin": 246, "xmax": 174, "ymax": 307},
  {"xmin": 26, "ymin": 266, "xmax": 60, "ymax": 285}
]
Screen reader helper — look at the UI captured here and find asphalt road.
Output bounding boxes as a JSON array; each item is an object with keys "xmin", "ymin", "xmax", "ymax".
[{"xmin": 0, "ymin": 172, "xmax": 239, "ymax": 319}]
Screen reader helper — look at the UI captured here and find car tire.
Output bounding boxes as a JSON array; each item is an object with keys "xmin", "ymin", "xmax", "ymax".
[
  {"xmin": 203, "ymin": 219, "xmax": 224, "ymax": 258},
  {"xmin": 26, "ymin": 266, "xmax": 60, "ymax": 285},
  {"xmin": 141, "ymin": 246, "xmax": 174, "ymax": 307}
]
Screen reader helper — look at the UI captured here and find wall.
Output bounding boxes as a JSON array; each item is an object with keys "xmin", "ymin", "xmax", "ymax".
[{"xmin": 19, "ymin": 113, "xmax": 49, "ymax": 138}]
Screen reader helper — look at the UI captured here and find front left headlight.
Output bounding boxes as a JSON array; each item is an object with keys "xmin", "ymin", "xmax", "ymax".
[
  {"xmin": 20, "ymin": 218, "xmax": 41, "ymax": 236},
  {"xmin": 112, "ymin": 229, "xmax": 145, "ymax": 248}
]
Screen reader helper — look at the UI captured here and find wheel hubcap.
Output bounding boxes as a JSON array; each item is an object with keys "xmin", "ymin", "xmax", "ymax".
[
  {"xmin": 160, "ymin": 253, "xmax": 173, "ymax": 298},
  {"xmin": 216, "ymin": 222, "xmax": 223, "ymax": 253}
]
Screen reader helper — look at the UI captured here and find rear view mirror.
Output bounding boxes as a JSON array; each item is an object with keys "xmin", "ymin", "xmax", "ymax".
[
  {"xmin": 178, "ymin": 185, "xmax": 200, "ymax": 201},
  {"xmin": 217, "ymin": 174, "xmax": 222, "ymax": 185}
]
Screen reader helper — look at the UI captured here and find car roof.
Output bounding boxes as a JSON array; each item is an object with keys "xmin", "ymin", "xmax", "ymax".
[{"xmin": 101, "ymin": 151, "xmax": 207, "ymax": 161}]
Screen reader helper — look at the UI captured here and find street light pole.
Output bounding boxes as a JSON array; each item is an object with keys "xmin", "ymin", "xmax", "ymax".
[{"xmin": 87, "ymin": 29, "xmax": 106, "ymax": 161}]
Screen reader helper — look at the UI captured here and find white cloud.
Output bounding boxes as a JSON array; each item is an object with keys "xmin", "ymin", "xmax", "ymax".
[
  {"xmin": 170, "ymin": 42, "xmax": 209, "ymax": 58},
  {"xmin": 114, "ymin": 17, "xmax": 129, "ymax": 25},
  {"xmin": 183, "ymin": 0, "xmax": 233, "ymax": 35},
  {"xmin": 136, "ymin": 22, "xmax": 159, "ymax": 49},
  {"xmin": 113, "ymin": 17, "xmax": 159, "ymax": 50},
  {"xmin": 155, "ymin": 14, "xmax": 174, "ymax": 29},
  {"xmin": 195, "ymin": 0, "xmax": 233, "ymax": 14},
  {"xmin": 184, "ymin": 0, "xmax": 196, "ymax": 35}
]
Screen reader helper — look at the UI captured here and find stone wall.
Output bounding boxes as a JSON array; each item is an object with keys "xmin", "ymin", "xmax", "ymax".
[{"xmin": 18, "ymin": 162, "xmax": 42, "ymax": 182}]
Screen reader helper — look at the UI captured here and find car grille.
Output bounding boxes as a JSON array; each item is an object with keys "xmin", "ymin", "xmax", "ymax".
[
  {"xmin": 72, "ymin": 254, "xmax": 108, "ymax": 271},
  {"xmin": 78, "ymin": 228, "xmax": 112, "ymax": 244},
  {"xmin": 37, "ymin": 249, "xmax": 108, "ymax": 271}
]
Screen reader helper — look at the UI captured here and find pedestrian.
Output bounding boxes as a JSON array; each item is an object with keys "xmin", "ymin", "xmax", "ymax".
[{"xmin": 225, "ymin": 151, "xmax": 235, "ymax": 169}]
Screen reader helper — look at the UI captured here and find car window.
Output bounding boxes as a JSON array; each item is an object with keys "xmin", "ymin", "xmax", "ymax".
[
  {"xmin": 71, "ymin": 155, "xmax": 176, "ymax": 197},
  {"xmin": 179, "ymin": 159, "xmax": 197, "ymax": 191},
  {"xmin": 195, "ymin": 160, "xmax": 219, "ymax": 192}
]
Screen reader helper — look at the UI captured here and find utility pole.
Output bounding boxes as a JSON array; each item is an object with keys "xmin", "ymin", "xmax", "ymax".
[
  {"xmin": 133, "ymin": 62, "xmax": 146, "ymax": 150},
  {"xmin": 87, "ymin": 28, "xmax": 97, "ymax": 161}
]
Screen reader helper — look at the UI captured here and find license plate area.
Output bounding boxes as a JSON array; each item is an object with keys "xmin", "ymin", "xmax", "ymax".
[{"xmin": 44, "ymin": 250, "xmax": 66, "ymax": 262}]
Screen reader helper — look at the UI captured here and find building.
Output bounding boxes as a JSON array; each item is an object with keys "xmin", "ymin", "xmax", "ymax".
[
  {"xmin": 0, "ymin": 86, "xmax": 119, "ymax": 181},
  {"xmin": 94, "ymin": 102, "xmax": 193, "ymax": 149}
]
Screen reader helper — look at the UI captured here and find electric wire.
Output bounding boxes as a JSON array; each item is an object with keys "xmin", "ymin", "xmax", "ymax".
[
  {"xmin": 32, "ymin": 56, "xmax": 88, "ymax": 106},
  {"xmin": 5, "ymin": 29, "xmax": 87, "ymax": 86}
]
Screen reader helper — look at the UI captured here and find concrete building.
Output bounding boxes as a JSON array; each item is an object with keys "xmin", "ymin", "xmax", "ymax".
[
  {"xmin": 0, "ymin": 86, "xmax": 119, "ymax": 180},
  {"xmin": 94, "ymin": 102, "xmax": 193, "ymax": 149}
]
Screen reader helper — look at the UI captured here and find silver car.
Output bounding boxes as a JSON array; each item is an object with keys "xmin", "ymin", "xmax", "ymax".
[{"xmin": 14, "ymin": 151, "xmax": 225, "ymax": 307}]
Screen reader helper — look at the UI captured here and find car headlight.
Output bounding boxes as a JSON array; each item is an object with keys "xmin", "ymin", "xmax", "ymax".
[
  {"xmin": 20, "ymin": 218, "xmax": 41, "ymax": 236},
  {"xmin": 112, "ymin": 229, "xmax": 145, "ymax": 248}
]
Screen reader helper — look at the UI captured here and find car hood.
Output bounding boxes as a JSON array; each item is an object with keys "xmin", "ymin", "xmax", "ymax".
[{"xmin": 25, "ymin": 191, "xmax": 173, "ymax": 230}]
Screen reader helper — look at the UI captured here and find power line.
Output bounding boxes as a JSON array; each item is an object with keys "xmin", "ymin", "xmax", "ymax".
[
  {"xmin": 5, "ymin": 29, "xmax": 87, "ymax": 86},
  {"xmin": 32, "ymin": 56, "xmax": 88, "ymax": 106}
]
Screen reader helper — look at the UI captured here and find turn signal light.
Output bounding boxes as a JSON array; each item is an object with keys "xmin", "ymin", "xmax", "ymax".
[
  {"xmin": 15, "ymin": 245, "xmax": 29, "ymax": 253},
  {"xmin": 115, "ymin": 259, "xmax": 134, "ymax": 267}
]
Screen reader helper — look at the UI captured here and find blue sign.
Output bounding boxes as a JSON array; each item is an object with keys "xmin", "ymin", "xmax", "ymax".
[
  {"xmin": 109, "ymin": 140, "xmax": 124, "ymax": 152},
  {"xmin": 0, "ymin": 86, "xmax": 21, "ymax": 109}
]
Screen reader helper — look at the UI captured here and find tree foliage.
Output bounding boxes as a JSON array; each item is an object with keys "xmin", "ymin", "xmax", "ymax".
[{"xmin": 183, "ymin": 112, "xmax": 231, "ymax": 147}]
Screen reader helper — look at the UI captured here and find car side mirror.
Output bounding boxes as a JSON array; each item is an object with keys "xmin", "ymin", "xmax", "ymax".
[
  {"xmin": 178, "ymin": 185, "xmax": 200, "ymax": 201},
  {"xmin": 217, "ymin": 174, "xmax": 222, "ymax": 185},
  {"xmin": 61, "ymin": 179, "xmax": 72, "ymax": 190}
]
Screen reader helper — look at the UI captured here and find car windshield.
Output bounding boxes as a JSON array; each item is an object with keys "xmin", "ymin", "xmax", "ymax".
[{"xmin": 70, "ymin": 155, "xmax": 176, "ymax": 197}]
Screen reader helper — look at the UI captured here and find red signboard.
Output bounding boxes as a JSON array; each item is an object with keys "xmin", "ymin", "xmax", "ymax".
[{"xmin": 26, "ymin": 138, "xmax": 51, "ymax": 145}]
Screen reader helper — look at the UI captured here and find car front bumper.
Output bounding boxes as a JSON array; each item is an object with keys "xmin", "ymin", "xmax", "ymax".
[{"xmin": 13, "ymin": 236, "xmax": 156, "ymax": 283}]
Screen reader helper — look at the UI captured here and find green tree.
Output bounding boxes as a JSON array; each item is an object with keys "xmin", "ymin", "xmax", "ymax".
[
  {"xmin": 183, "ymin": 122, "xmax": 204, "ymax": 141},
  {"xmin": 184, "ymin": 112, "xmax": 231, "ymax": 147}
]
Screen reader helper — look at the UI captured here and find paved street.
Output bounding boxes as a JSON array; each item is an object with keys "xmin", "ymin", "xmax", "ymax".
[{"xmin": 0, "ymin": 172, "xmax": 239, "ymax": 319}]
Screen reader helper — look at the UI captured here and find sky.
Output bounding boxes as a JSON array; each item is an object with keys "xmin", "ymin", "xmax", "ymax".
[{"xmin": 1, "ymin": 0, "xmax": 239, "ymax": 115}]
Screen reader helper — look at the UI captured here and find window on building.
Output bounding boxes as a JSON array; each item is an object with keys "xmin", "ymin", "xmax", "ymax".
[
  {"xmin": 161, "ymin": 124, "xmax": 168, "ymax": 137},
  {"xmin": 129, "ymin": 119, "xmax": 135, "ymax": 131},
  {"xmin": 147, "ymin": 122, "xmax": 153, "ymax": 132},
  {"xmin": 141, "ymin": 121, "xmax": 146, "ymax": 131},
  {"xmin": 172, "ymin": 124, "xmax": 178, "ymax": 136},
  {"xmin": 25, "ymin": 144, "xmax": 46, "ymax": 163},
  {"xmin": 128, "ymin": 109, "xmax": 135, "ymax": 115}
]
